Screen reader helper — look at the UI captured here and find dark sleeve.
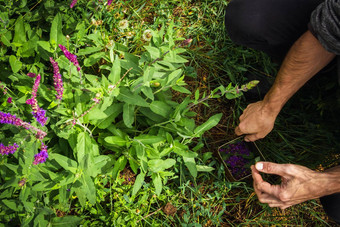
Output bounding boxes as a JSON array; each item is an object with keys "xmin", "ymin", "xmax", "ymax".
[{"xmin": 308, "ymin": 0, "xmax": 340, "ymax": 55}]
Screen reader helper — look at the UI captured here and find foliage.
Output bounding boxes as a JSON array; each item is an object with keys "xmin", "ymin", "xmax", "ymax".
[{"xmin": 0, "ymin": 0, "xmax": 254, "ymax": 225}]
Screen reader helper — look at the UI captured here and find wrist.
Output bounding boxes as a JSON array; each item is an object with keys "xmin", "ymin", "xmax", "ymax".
[{"xmin": 321, "ymin": 167, "xmax": 340, "ymax": 195}]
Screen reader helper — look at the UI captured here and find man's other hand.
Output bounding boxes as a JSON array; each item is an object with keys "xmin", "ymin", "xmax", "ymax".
[
  {"xmin": 234, "ymin": 101, "xmax": 278, "ymax": 142},
  {"xmin": 252, "ymin": 162, "xmax": 325, "ymax": 209}
]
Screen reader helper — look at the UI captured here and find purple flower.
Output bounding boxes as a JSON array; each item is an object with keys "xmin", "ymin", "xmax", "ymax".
[
  {"xmin": 0, "ymin": 111, "xmax": 47, "ymax": 139},
  {"xmin": 58, "ymin": 45, "xmax": 81, "ymax": 71},
  {"xmin": 70, "ymin": 0, "xmax": 77, "ymax": 8},
  {"xmin": 32, "ymin": 109, "xmax": 48, "ymax": 126},
  {"xmin": 50, "ymin": 58, "xmax": 64, "ymax": 100},
  {"xmin": 26, "ymin": 75, "xmax": 48, "ymax": 126},
  {"xmin": 7, "ymin": 97, "xmax": 12, "ymax": 104},
  {"xmin": 31, "ymin": 74, "xmax": 41, "ymax": 98},
  {"xmin": 108, "ymin": 0, "xmax": 113, "ymax": 5},
  {"xmin": 0, "ymin": 143, "xmax": 19, "ymax": 155},
  {"xmin": 0, "ymin": 111, "xmax": 25, "ymax": 127},
  {"xmin": 33, "ymin": 143, "xmax": 48, "ymax": 165},
  {"xmin": 27, "ymin": 73, "xmax": 36, "ymax": 78}
]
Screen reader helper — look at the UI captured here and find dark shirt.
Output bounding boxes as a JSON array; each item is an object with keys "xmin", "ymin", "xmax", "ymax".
[{"xmin": 309, "ymin": 0, "xmax": 340, "ymax": 55}]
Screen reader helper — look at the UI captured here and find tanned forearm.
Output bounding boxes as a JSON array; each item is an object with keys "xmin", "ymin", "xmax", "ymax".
[{"xmin": 263, "ymin": 30, "xmax": 336, "ymax": 114}]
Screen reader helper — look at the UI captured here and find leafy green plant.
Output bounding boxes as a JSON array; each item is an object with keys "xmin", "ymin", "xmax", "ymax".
[{"xmin": 0, "ymin": 1, "xmax": 256, "ymax": 225}]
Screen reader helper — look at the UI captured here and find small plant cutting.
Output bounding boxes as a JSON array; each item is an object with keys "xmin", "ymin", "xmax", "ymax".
[{"xmin": 217, "ymin": 137, "xmax": 265, "ymax": 181}]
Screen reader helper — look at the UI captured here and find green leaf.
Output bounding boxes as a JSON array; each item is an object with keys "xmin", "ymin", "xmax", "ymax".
[
  {"xmin": 112, "ymin": 156, "xmax": 127, "ymax": 179},
  {"xmin": 50, "ymin": 13, "xmax": 65, "ymax": 49},
  {"xmin": 51, "ymin": 216, "xmax": 83, "ymax": 227},
  {"xmin": 84, "ymin": 52, "xmax": 106, "ymax": 67},
  {"xmin": 144, "ymin": 46, "xmax": 161, "ymax": 59},
  {"xmin": 152, "ymin": 173, "xmax": 162, "ymax": 196},
  {"xmin": 148, "ymin": 159, "xmax": 175, "ymax": 172},
  {"xmin": 75, "ymin": 132, "xmax": 99, "ymax": 165},
  {"xmin": 1, "ymin": 29, "xmax": 12, "ymax": 46},
  {"xmin": 108, "ymin": 59, "xmax": 121, "ymax": 84},
  {"xmin": 183, "ymin": 157, "xmax": 197, "ymax": 178},
  {"xmin": 49, "ymin": 153, "xmax": 78, "ymax": 174},
  {"xmin": 150, "ymin": 101, "xmax": 172, "ymax": 118},
  {"xmin": 166, "ymin": 69, "xmax": 182, "ymax": 84},
  {"xmin": 13, "ymin": 16, "xmax": 26, "ymax": 45},
  {"xmin": 81, "ymin": 174, "xmax": 96, "ymax": 205},
  {"xmin": 123, "ymin": 103, "xmax": 135, "ymax": 128},
  {"xmin": 9, "ymin": 55, "xmax": 22, "ymax": 73},
  {"xmin": 117, "ymin": 88, "xmax": 149, "ymax": 107},
  {"xmin": 132, "ymin": 172, "xmax": 145, "ymax": 196},
  {"xmin": 193, "ymin": 113, "xmax": 222, "ymax": 137},
  {"xmin": 134, "ymin": 135, "xmax": 164, "ymax": 144},
  {"xmin": 104, "ymin": 136, "xmax": 127, "ymax": 147},
  {"xmin": 172, "ymin": 85, "xmax": 191, "ymax": 94},
  {"xmin": 196, "ymin": 165, "xmax": 215, "ymax": 172},
  {"xmin": 2, "ymin": 200, "xmax": 20, "ymax": 211}
]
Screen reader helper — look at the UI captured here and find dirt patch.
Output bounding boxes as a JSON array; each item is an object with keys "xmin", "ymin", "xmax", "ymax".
[{"xmin": 163, "ymin": 202, "xmax": 177, "ymax": 216}]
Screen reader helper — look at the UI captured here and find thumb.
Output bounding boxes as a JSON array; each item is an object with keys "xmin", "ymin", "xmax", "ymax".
[{"xmin": 255, "ymin": 162, "xmax": 289, "ymax": 177}]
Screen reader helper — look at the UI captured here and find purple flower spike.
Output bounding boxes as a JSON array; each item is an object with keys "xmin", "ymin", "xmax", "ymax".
[
  {"xmin": 50, "ymin": 58, "xmax": 64, "ymax": 100},
  {"xmin": 27, "ymin": 73, "xmax": 36, "ymax": 78},
  {"xmin": 108, "ymin": 0, "xmax": 113, "ymax": 5},
  {"xmin": 0, "ymin": 143, "xmax": 19, "ymax": 155},
  {"xmin": 70, "ymin": 0, "xmax": 77, "ymax": 8},
  {"xmin": 32, "ymin": 74, "xmax": 41, "ymax": 98},
  {"xmin": 26, "ymin": 74, "xmax": 48, "ymax": 126},
  {"xmin": 32, "ymin": 109, "xmax": 48, "ymax": 126},
  {"xmin": 33, "ymin": 143, "xmax": 48, "ymax": 165},
  {"xmin": 58, "ymin": 45, "xmax": 81, "ymax": 71},
  {"xmin": 0, "ymin": 111, "xmax": 25, "ymax": 127}
]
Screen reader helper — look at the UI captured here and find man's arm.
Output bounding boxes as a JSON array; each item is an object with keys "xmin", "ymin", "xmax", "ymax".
[
  {"xmin": 252, "ymin": 162, "xmax": 340, "ymax": 209},
  {"xmin": 235, "ymin": 30, "xmax": 336, "ymax": 142}
]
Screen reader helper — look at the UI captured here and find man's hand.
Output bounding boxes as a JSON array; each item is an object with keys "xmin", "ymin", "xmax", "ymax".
[
  {"xmin": 234, "ymin": 101, "xmax": 279, "ymax": 142},
  {"xmin": 252, "ymin": 162, "xmax": 331, "ymax": 209}
]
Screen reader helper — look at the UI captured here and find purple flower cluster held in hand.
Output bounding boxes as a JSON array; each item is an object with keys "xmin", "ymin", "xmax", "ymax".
[
  {"xmin": 58, "ymin": 45, "xmax": 81, "ymax": 71},
  {"xmin": 33, "ymin": 143, "xmax": 48, "ymax": 165},
  {"xmin": 26, "ymin": 74, "xmax": 48, "ymax": 126},
  {"xmin": 50, "ymin": 57, "xmax": 64, "ymax": 100},
  {"xmin": 70, "ymin": 0, "xmax": 77, "ymax": 8},
  {"xmin": 0, "ymin": 143, "xmax": 19, "ymax": 155}
]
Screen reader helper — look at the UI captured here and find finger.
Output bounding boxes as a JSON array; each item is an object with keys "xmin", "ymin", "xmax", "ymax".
[
  {"xmin": 255, "ymin": 162, "xmax": 291, "ymax": 178},
  {"xmin": 257, "ymin": 192, "xmax": 282, "ymax": 204},
  {"xmin": 234, "ymin": 126, "xmax": 244, "ymax": 136},
  {"xmin": 244, "ymin": 134, "xmax": 259, "ymax": 142},
  {"xmin": 252, "ymin": 165, "xmax": 282, "ymax": 198}
]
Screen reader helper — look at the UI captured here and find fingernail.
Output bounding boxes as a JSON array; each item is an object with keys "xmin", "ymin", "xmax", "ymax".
[{"xmin": 256, "ymin": 163, "xmax": 263, "ymax": 170}]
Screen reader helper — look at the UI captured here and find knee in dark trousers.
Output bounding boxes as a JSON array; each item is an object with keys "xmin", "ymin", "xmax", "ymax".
[{"xmin": 224, "ymin": 0, "xmax": 323, "ymax": 58}]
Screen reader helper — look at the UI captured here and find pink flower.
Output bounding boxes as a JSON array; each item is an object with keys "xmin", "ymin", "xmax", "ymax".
[
  {"xmin": 7, "ymin": 97, "xmax": 12, "ymax": 104},
  {"xmin": 27, "ymin": 73, "xmax": 36, "ymax": 78},
  {"xmin": 108, "ymin": 0, "xmax": 113, "ymax": 5},
  {"xmin": 26, "ymin": 74, "xmax": 48, "ymax": 126},
  {"xmin": 58, "ymin": 44, "xmax": 81, "ymax": 71},
  {"xmin": 70, "ymin": 0, "xmax": 77, "ymax": 8},
  {"xmin": 0, "ymin": 143, "xmax": 19, "ymax": 155},
  {"xmin": 50, "ymin": 58, "xmax": 64, "ymax": 100}
]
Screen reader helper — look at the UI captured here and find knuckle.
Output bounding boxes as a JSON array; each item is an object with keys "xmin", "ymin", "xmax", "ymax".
[{"xmin": 278, "ymin": 192, "xmax": 290, "ymax": 202}]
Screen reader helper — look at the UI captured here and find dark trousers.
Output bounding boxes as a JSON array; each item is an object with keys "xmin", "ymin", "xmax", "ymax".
[{"xmin": 225, "ymin": 0, "xmax": 340, "ymax": 224}]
